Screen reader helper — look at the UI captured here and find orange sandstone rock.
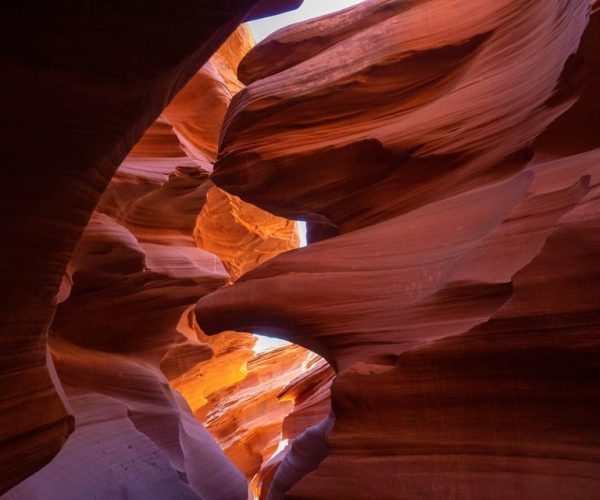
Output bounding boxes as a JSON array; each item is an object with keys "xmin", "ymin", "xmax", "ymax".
[{"xmin": 195, "ymin": 187, "xmax": 299, "ymax": 282}]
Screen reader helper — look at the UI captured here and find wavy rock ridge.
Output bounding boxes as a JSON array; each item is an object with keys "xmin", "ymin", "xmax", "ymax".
[
  {"xmin": 196, "ymin": 0, "xmax": 600, "ymax": 498},
  {"xmin": 1, "ymin": 0, "xmax": 599, "ymax": 499},
  {"xmin": 1, "ymin": 1, "xmax": 316, "ymax": 498}
]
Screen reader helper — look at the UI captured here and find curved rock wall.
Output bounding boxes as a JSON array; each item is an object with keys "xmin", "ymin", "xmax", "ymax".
[
  {"xmin": 196, "ymin": 1, "xmax": 600, "ymax": 498},
  {"xmin": 1, "ymin": 2, "xmax": 313, "ymax": 496},
  {"xmin": 195, "ymin": 187, "xmax": 299, "ymax": 282},
  {"xmin": 0, "ymin": 1, "xmax": 272, "ymax": 492},
  {"xmin": 2, "ymin": 0, "xmax": 600, "ymax": 498}
]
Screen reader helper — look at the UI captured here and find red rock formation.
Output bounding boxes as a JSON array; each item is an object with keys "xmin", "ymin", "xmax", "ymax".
[
  {"xmin": 171, "ymin": 306, "xmax": 256, "ymax": 413},
  {"xmin": 195, "ymin": 187, "xmax": 300, "ymax": 281},
  {"xmin": 34, "ymin": 122, "xmax": 250, "ymax": 497},
  {"xmin": 0, "ymin": 2, "xmax": 279, "ymax": 492},
  {"xmin": 252, "ymin": 357, "xmax": 334, "ymax": 499},
  {"xmin": 279, "ymin": 358, "xmax": 334, "ymax": 441},
  {"xmin": 0, "ymin": 0, "xmax": 307, "ymax": 494},
  {"xmin": 200, "ymin": 345, "xmax": 308, "ymax": 478},
  {"xmin": 195, "ymin": 1, "xmax": 600, "ymax": 498},
  {"xmin": 3, "ymin": 0, "xmax": 600, "ymax": 498},
  {"xmin": 197, "ymin": 172, "xmax": 534, "ymax": 368},
  {"xmin": 169, "ymin": 307, "xmax": 329, "ymax": 496},
  {"xmin": 7, "ymin": 179, "xmax": 249, "ymax": 497},
  {"xmin": 41, "ymin": 23, "xmax": 307, "ymax": 500},
  {"xmin": 213, "ymin": 0, "xmax": 590, "ymax": 233}
]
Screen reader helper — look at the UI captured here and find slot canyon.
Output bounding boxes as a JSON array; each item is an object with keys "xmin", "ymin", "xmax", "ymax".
[{"xmin": 1, "ymin": 0, "xmax": 599, "ymax": 499}]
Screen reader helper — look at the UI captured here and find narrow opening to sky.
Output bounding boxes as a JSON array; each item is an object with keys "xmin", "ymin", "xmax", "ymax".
[
  {"xmin": 248, "ymin": 0, "xmax": 366, "ymax": 42},
  {"xmin": 249, "ymin": 1, "xmax": 362, "ymax": 353},
  {"xmin": 253, "ymin": 220, "xmax": 305, "ymax": 353},
  {"xmin": 253, "ymin": 334, "xmax": 291, "ymax": 353},
  {"xmin": 297, "ymin": 220, "xmax": 307, "ymax": 247}
]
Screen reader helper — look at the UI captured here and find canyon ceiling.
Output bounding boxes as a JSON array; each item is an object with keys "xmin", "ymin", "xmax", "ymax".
[{"xmin": 1, "ymin": 0, "xmax": 599, "ymax": 499}]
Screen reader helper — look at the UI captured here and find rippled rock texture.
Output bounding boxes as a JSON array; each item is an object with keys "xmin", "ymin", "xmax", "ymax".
[
  {"xmin": 0, "ymin": 1, "xmax": 260, "ymax": 492},
  {"xmin": 0, "ymin": 0, "xmax": 307, "ymax": 497},
  {"xmin": 196, "ymin": 0, "xmax": 600, "ymax": 498},
  {"xmin": 195, "ymin": 187, "xmax": 299, "ymax": 282},
  {"xmin": 2, "ymin": 0, "xmax": 600, "ymax": 499}
]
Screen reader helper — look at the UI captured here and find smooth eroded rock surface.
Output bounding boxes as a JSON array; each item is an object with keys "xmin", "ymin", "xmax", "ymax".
[{"xmin": 196, "ymin": 1, "xmax": 600, "ymax": 498}]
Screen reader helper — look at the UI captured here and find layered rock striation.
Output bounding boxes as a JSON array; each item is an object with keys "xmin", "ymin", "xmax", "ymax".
[
  {"xmin": 0, "ymin": 1, "xmax": 304, "ymax": 493},
  {"xmin": 196, "ymin": 1, "xmax": 600, "ymax": 498},
  {"xmin": 2, "ymin": 0, "xmax": 599, "ymax": 499},
  {"xmin": 1, "ymin": 3, "xmax": 312, "ymax": 497}
]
